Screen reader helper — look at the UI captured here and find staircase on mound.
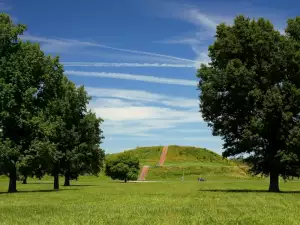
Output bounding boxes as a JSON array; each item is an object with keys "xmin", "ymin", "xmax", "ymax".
[
  {"xmin": 158, "ymin": 146, "xmax": 168, "ymax": 166},
  {"xmin": 137, "ymin": 146, "xmax": 169, "ymax": 181},
  {"xmin": 138, "ymin": 166, "xmax": 150, "ymax": 181}
]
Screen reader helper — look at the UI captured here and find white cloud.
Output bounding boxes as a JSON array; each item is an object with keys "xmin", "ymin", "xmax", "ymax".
[
  {"xmin": 94, "ymin": 107, "xmax": 202, "ymax": 136},
  {"xmin": 155, "ymin": 2, "xmax": 223, "ymax": 30},
  {"xmin": 84, "ymin": 87, "xmax": 202, "ymax": 137},
  {"xmin": 164, "ymin": 128, "xmax": 210, "ymax": 133},
  {"xmin": 105, "ymin": 136, "xmax": 218, "ymax": 142},
  {"xmin": 178, "ymin": 7, "xmax": 218, "ymax": 30},
  {"xmin": 62, "ymin": 62, "xmax": 195, "ymax": 68},
  {"xmin": 157, "ymin": 38, "xmax": 201, "ymax": 45},
  {"xmin": 66, "ymin": 70, "xmax": 197, "ymax": 86},
  {"xmin": 94, "ymin": 106, "xmax": 200, "ymax": 122},
  {"xmin": 21, "ymin": 34, "xmax": 196, "ymax": 63},
  {"xmin": 160, "ymin": 31, "xmax": 214, "ymax": 45},
  {"xmin": 85, "ymin": 87, "xmax": 198, "ymax": 108},
  {"xmin": 279, "ymin": 29, "xmax": 286, "ymax": 35},
  {"xmin": 155, "ymin": 1, "xmax": 286, "ymax": 69},
  {"xmin": 96, "ymin": 107, "xmax": 159, "ymax": 121},
  {"xmin": 0, "ymin": 2, "xmax": 12, "ymax": 11},
  {"xmin": 153, "ymin": 3, "xmax": 220, "ymax": 68}
]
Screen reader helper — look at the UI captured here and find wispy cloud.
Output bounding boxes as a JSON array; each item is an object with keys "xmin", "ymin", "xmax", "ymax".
[
  {"xmin": 172, "ymin": 5, "xmax": 218, "ymax": 30},
  {"xmin": 62, "ymin": 62, "xmax": 195, "ymax": 68},
  {"xmin": 155, "ymin": 1, "xmax": 287, "ymax": 66},
  {"xmin": 0, "ymin": 2, "xmax": 12, "ymax": 11},
  {"xmin": 95, "ymin": 108, "xmax": 202, "ymax": 136},
  {"xmin": 155, "ymin": 1, "xmax": 224, "ymax": 30},
  {"xmin": 89, "ymin": 104, "xmax": 200, "ymax": 137},
  {"xmin": 22, "ymin": 34, "xmax": 196, "ymax": 63},
  {"xmin": 85, "ymin": 87, "xmax": 198, "ymax": 108},
  {"xmin": 105, "ymin": 136, "xmax": 218, "ymax": 142},
  {"xmin": 66, "ymin": 70, "xmax": 197, "ymax": 86},
  {"xmin": 83, "ymin": 86, "xmax": 202, "ymax": 137},
  {"xmin": 153, "ymin": 2, "xmax": 223, "ymax": 67},
  {"xmin": 157, "ymin": 38, "xmax": 201, "ymax": 45},
  {"xmin": 157, "ymin": 31, "xmax": 213, "ymax": 45}
]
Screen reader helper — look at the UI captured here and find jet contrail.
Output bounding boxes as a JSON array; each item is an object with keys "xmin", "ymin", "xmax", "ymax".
[
  {"xmin": 62, "ymin": 62, "xmax": 195, "ymax": 68},
  {"xmin": 22, "ymin": 35, "xmax": 197, "ymax": 63},
  {"xmin": 66, "ymin": 70, "xmax": 197, "ymax": 86}
]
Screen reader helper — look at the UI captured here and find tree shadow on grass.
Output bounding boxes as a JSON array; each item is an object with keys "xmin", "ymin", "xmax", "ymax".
[
  {"xmin": 199, "ymin": 189, "xmax": 300, "ymax": 194},
  {"xmin": 69, "ymin": 184, "xmax": 100, "ymax": 187},
  {"xmin": 0, "ymin": 188, "xmax": 79, "ymax": 194},
  {"xmin": 24, "ymin": 182, "xmax": 52, "ymax": 185}
]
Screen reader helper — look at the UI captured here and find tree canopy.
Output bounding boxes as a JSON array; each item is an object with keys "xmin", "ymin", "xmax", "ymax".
[
  {"xmin": 0, "ymin": 13, "xmax": 105, "ymax": 192},
  {"xmin": 0, "ymin": 13, "xmax": 66, "ymax": 192},
  {"xmin": 105, "ymin": 153, "xmax": 140, "ymax": 183},
  {"xmin": 197, "ymin": 15, "xmax": 300, "ymax": 192}
]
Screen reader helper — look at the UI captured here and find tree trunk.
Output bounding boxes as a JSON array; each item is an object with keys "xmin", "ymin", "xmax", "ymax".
[
  {"xmin": 269, "ymin": 171, "xmax": 280, "ymax": 192},
  {"xmin": 124, "ymin": 178, "xmax": 127, "ymax": 183},
  {"xmin": 54, "ymin": 174, "xmax": 59, "ymax": 190},
  {"xmin": 22, "ymin": 176, "xmax": 27, "ymax": 184},
  {"xmin": 64, "ymin": 174, "xmax": 70, "ymax": 186},
  {"xmin": 8, "ymin": 168, "xmax": 17, "ymax": 193}
]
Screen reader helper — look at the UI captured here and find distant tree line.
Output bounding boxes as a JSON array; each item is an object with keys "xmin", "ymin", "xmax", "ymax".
[{"xmin": 0, "ymin": 13, "xmax": 105, "ymax": 192}]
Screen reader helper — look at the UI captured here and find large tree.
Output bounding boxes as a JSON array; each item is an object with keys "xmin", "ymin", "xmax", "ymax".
[
  {"xmin": 61, "ymin": 85, "xmax": 105, "ymax": 187},
  {"xmin": 0, "ymin": 13, "xmax": 64, "ymax": 192},
  {"xmin": 44, "ymin": 78, "xmax": 105, "ymax": 189},
  {"xmin": 197, "ymin": 15, "xmax": 300, "ymax": 192}
]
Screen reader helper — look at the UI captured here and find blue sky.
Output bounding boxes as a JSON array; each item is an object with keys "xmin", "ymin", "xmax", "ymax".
[{"xmin": 1, "ymin": 0, "xmax": 300, "ymax": 154}]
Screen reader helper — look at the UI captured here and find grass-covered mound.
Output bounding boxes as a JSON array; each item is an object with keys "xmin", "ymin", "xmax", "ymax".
[{"xmin": 108, "ymin": 145, "xmax": 249, "ymax": 179}]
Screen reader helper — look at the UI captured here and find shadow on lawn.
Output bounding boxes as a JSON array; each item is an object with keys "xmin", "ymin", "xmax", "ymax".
[
  {"xmin": 0, "ymin": 188, "xmax": 79, "ymax": 194},
  {"xmin": 200, "ymin": 189, "xmax": 300, "ymax": 194},
  {"xmin": 25, "ymin": 182, "xmax": 52, "ymax": 185},
  {"xmin": 70, "ymin": 184, "xmax": 100, "ymax": 187},
  {"xmin": 21, "ymin": 182, "xmax": 100, "ymax": 187}
]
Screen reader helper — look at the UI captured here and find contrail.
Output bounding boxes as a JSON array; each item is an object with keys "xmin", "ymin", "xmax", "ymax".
[
  {"xmin": 86, "ymin": 43, "xmax": 197, "ymax": 63},
  {"xmin": 66, "ymin": 70, "xmax": 197, "ymax": 86},
  {"xmin": 22, "ymin": 35, "xmax": 197, "ymax": 63},
  {"xmin": 62, "ymin": 62, "xmax": 195, "ymax": 68}
]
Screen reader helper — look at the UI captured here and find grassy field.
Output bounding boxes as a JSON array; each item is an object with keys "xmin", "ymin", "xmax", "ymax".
[
  {"xmin": 1, "ymin": 175, "xmax": 300, "ymax": 225},
  {"xmin": 147, "ymin": 165, "xmax": 249, "ymax": 180}
]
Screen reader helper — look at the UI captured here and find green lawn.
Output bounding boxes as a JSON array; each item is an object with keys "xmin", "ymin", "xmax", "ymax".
[
  {"xmin": 163, "ymin": 161, "xmax": 241, "ymax": 167},
  {"xmin": 1, "ymin": 176, "xmax": 300, "ymax": 225},
  {"xmin": 118, "ymin": 145, "xmax": 236, "ymax": 167}
]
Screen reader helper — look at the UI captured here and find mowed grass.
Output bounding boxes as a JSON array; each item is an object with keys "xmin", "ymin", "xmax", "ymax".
[
  {"xmin": 1, "ymin": 176, "xmax": 300, "ymax": 225},
  {"xmin": 147, "ymin": 166, "xmax": 249, "ymax": 180},
  {"xmin": 118, "ymin": 145, "xmax": 237, "ymax": 166}
]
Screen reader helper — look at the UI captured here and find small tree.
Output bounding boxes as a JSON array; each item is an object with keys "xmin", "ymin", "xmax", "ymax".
[{"xmin": 105, "ymin": 153, "xmax": 139, "ymax": 183}]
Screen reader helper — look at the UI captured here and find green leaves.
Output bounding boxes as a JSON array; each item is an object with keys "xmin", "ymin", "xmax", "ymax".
[
  {"xmin": 198, "ymin": 15, "xmax": 300, "ymax": 190},
  {"xmin": 105, "ymin": 153, "xmax": 140, "ymax": 182},
  {"xmin": 0, "ymin": 14, "xmax": 105, "ymax": 191},
  {"xmin": 44, "ymin": 77, "xmax": 105, "ymax": 187}
]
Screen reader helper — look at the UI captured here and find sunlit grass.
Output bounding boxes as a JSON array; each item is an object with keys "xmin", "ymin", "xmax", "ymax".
[{"xmin": 1, "ymin": 176, "xmax": 300, "ymax": 225}]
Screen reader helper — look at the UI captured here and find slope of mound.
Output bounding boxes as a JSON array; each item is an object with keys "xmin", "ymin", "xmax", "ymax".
[
  {"xmin": 122, "ymin": 145, "xmax": 234, "ymax": 166},
  {"xmin": 123, "ymin": 146, "xmax": 164, "ymax": 165},
  {"xmin": 108, "ymin": 145, "xmax": 249, "ymax": 179}
]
